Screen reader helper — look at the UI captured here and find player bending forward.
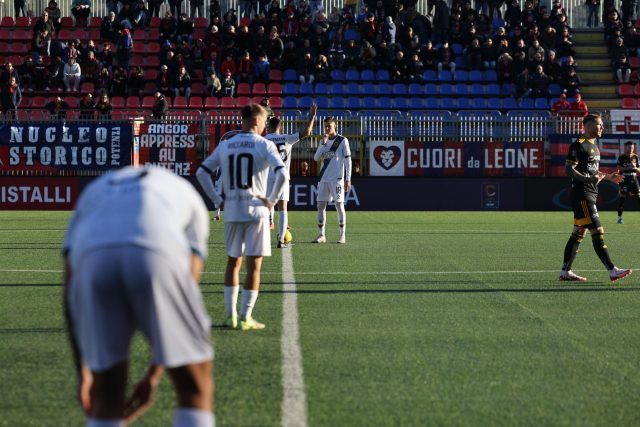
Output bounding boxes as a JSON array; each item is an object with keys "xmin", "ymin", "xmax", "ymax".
[
  {"xmin": 266, "ymin": 103, "xmax": 317, "ymax": 248},
  {"xmin": 560, "ymin": 113, "xmax": 632, "ymax": 282},
  {"xmin": 312, "ymin": 116, "xmax": 352, "ymax": 244},
  {"xmin": 616, "ymin": 141, "xmax": 640, "ymax": 224},
  {"xmin": 64, "ymin": 166, "xmax": 214, "ymax": 427},
  {"xmin": 196, "ymin": 104, "xmax": 288, "ymax": 330}
]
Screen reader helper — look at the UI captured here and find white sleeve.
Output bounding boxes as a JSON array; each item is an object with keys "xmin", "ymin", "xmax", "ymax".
[
  {"xmin": 343, "ymin": 138, "xmax": 352, "ymax": 181},
  {"xmin": 286, "ymin": 132, "xmax": 300, "ymax": 145},
  {"xmin": 183, "ymin": 186, "xmax": 211, "ymax": 260},
  {"xmin": 314, "ymin": 142, "xmax": 329, "ymax": 161},
  {"xmin": 265, "ymin": 141, "xmax": 288, "ymax": 203},
  {"xmin": 196, "ymin": 150, "xmax": 223, "ymax": 208}
]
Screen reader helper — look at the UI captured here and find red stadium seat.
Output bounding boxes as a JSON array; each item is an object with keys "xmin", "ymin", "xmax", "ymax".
[
  {"xmin": 236, "ymin": 96, "xmax": 251, "ymax": 107},
  {"xmin": 173, "ymin": 96, "xmax": 188, "ymax": 108},
  {"xmin": 629, "ymin": 57, "xmax": 640, "ymax": 69},
  {"xmin": 0, "ymin": 29, "xmax": 10, "ymax": 41},
  {"xmin": 220, "ymin": 97, "xmax": 235, "ymax": 108},
  {"xmin": 194, "ymin": 17, "xmax": 207, "ymax": 28},
  {"xmin": 188, "ymin": 96, "xmax": 203, "ymax": 108},
  {"xmin": 9, "ymin": 55, "xmax": 24, "ymax": 66},
  {"xmin": 252, "ymin": 83, "xmax": 266, "ymax": 95},
  {"xmin": 31, "ymin": 96, "xmax": 46, "ymax": 108},
  {"xmin": 61, "ymin": 17, "xmax": 74, "ymax": 27},
  {"xmin": 148, "ymin": 29, "xmax": 159, "ymax": 39},
  {"xmin": 90, "ymin": 17, "xmax": 102, "ymax": 27},
  {"xmin": 145, "ymin": 69, "xmax": 158, "ymax": 81},
  {"xmin": 237, "ymin": 83, "xmax": 251, "ymax": 96},
  {"xmin": 130, "ymin": 56, "xmax": 144, "ymax": 67},
  {"xmin": 1, "ymin": 17, "xmax": 14, "ymax": 27},
  {"xmin": 111, "ymin": 96, "xmax": 125, "ymax": 108},
  {"xmin": 146, "ymin": 56, "xmax": 160, "ymax": 67},
  {"xmin": 141, "ymin": 96, "xmax": 155, "ymax": 108},
  {"xmin": 132, "ymin": 44, "xmax": 146, "ymax": 54},
  {"xmin": 126, "ymin": 96, "xmax": 140, "ymax": 108},
  {"xmin": 619, "ymin": 84, "xmax": 633, "ymax": 97},
  {"xmin": 205, "ymin": 96, "xmax": 219, "ymax": 108},
  {"xmin": 622, "ymin": 98, "xmax": 637, "ymax": 109},
  {"xmin": 133, "ymin": 31, "xmax": 147, "ymax": 42},
  {"xmin": 269, "ymin": 69, "xmax": 282, "ymax": 81},
  {"xmin": 239, "ymin": 17, "xmax": 251, "ymax": 27},
  {"xmin": 267, "ymin": 82, "xmax": 282, "ymax": 95},
  {"xmin": 15, "ymin": 17, "xmax": 31, "ymax": 27},
  {"xmin": 191, "ymin": 82, "xmax": 205, "ymax": 95},
  {"xmin": 65, "ymin": 96, "xmax": 79, "ymax": 108},
  {"xmin": 143, "ymin": 82, "xmax": 156, "ymax": 95},
  {"xmin": 149, "ymin": 17, "xmax": 161, "ymax": 27},
  {"xmin": 12, "ymin": 44, "xmax": 28, "ymax": 54},
  {"xmin": 147, "ymin": 43, "xmax": 160, "ymax": 54},
  {"xmin": 80, "ymin": 82, "xmax": 94, "ymax": 93},
  {"xmin": 13, "ymin": 29, "xmax": 30, "ymax": 41},
  {"xmin": 268, "ymin": 96, "xmax": 282, "ymax": 108},
  {"xmin": 57, "ymin": 29, "xmax": 72, "ymax": 40}
]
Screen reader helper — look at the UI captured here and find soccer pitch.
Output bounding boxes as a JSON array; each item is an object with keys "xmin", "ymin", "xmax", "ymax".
[{"xmin": 2, "ymin": 211, "xmax": 640, "ymax": 426}]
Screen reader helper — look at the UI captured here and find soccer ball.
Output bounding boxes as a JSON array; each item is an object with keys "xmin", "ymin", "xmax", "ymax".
[{"xmin": 284, "ymin": 230, "xmax": 293, "ymax": 244}]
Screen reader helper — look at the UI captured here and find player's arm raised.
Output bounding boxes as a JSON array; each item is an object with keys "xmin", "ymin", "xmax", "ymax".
[
  {"xmin": 299, "ymin": 103, "xmax": 317, "ymax": 139},
  {"xmin": 196, "ymin": 149, "xmax": 224, "ymax": 209}
]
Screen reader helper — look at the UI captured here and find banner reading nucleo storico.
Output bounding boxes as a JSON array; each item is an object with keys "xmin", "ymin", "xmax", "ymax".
[{"xmin": 0, "ymin": 123, "xmax": 133, "ymax": 173}]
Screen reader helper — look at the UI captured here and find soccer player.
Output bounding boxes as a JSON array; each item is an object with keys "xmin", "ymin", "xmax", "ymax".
[
  {"xmin": 559, "ymin": 113, "xmax": 632, "ymax": 282},
  {"xmin": 196, "ymin": 104, "xmax": 288, "ymax": 330},
  {"xmin": 63, "ymin": 166, "xmax": 214, "ymax": 427},
  {"xmin": 312, "ymin": 116, "xmax": 352, "ymax": 244},
  {"xmin": 616, "ymin": 141, "xmax": 640, "ymax": 224},
  {"xmin": 266, "ymin": 102, "xmax": 318, "ymax": 248}
]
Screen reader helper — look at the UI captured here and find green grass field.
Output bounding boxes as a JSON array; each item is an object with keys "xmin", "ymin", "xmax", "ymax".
[{"xmin": 2, "ymin": 211, "xmax": 640, "ymax": 426}]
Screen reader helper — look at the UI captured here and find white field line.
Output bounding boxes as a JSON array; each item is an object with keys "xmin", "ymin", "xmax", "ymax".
[
  {"xmin": 1, "ymin": 268, "xmax": 634, "ymax": 275},
  {"xmin": 281, "ymin": 248, "xmax": 308, "ymax": 427}
]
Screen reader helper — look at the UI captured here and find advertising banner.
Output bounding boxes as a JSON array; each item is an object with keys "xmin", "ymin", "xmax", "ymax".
[
  {"xmin": 404, "ymin": 140, "xmax": 544, "ymax": 177},
  {"xmin": 0, "ymin": 123, "xmax": 133, "ymax": 173},
  {"xmin": 610, "ymin": 109, "xmax": 640, "ymax": 134},
  {"xmin": 549, "ymin": 134, "xmax": 640, "ymax": 176},
  {"xmin": 0, "ymin": 177, "xmax": 88, "ymax": 209},
  {"xmin": 369, "ymin": 141, "xmax": 405, "ymax": 176},
  {"xmin": 136, "ymin": 122, "xmax": 202, "ymax": 176}
]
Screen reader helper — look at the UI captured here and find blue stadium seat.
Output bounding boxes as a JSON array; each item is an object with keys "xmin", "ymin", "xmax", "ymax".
[
  {"xmin": 283, "ymin": 97, "xmax": 298, "ymax": 108},
  {"xmin": 345, "ymin": 82, "xmax": 360, "ymax": 95},
  {"xmin": 299, "ymin": 83, "xmax": 313, "ymax": 95},
  {"xmin": 361, "ymin": 69, "xmax": 375, "ymax": 81},
  {"xmin": 534, "ymin": 98, "xmax": 549, "ymax": 109},
  {"xmin": 438, "ymin": 70, "xmax": 453, "ymax": 81},
  {"xmin": 549, "ymin": 83, "xmax": 561, "ymax": 96},
  {"xmin": 393, "ymin": 98, "xmax": 409, "ymax": 109},
  {"xmin": 345, "ymin": 69, "xmax": 359, "ymax": 81},
  {"xmin": 346, "ymin": 97, "xmax": 361, "ymax": 109},
  {"xmin": 471, "ymin": 97, "xmax": 487, "ymax": 109},
  {"xmin": 457, "ymin": 98, "xmax": 471, "ymax": 109},
  {"xmin": 283, "ymin": 69, "xmax": 297, "ymax": 82},
  {"xmin": 487, "ymin": 97, "xmax": 502, "ymax": 109},
  {"xmin": 330, "ymin": 70, "xmax": 344, "ymax": 81},
  {"xmin": 425, "ymin": 98, "xmax": 439, "ymax": 109},
  {"xmin": 485, "ymin": 83, "xmax": 500, "ymax": 96},
  {"xmin": 440, "ymin": 98, "xmax": 457, "ymax": 110},
  {"xmin": 377, "ymin": 97, "xmax": 392, "ymax": 109},
  {"xmin": 298, "ymin": 97, "xmax": 313, "ymax": 108},
  {"xmin": 423, "ymin": 70, "xmax": 438, "ymax": 82},
  {"xmin": 425, "ymin": 84, "xmax": 438, "ymax": 95},
  {"xmin": 329, "ymin": 97, "xmax": 345, "ymax": 109},
  {"xmin": 483, "ymin": 70, "xmax": 498, "ymax": 82},
  {"xmin": 492, "ymin": 18, "xmax": 506, "ymax": 29},
  {"xmin": 363, "ymin": 97, "xmax": 378, "ymax": 108},
  {"xmin": 501, "ymin": 84, "xmax": 515, "ymax": 96},
  {"xmin": 454, "ymin": 57, "xmax": 466, "ymax": 70},
  {"xmin": 501, "ymin": 98, "xmax": 517, "ymax": 109},
  {"xmin": 456, "ymin": 84, "xmax": 469, "ymax": 96},
  {"xmin": 518, "ymin": 98, "xmax": 534, "ymax": 109},
  {"xmin": 454, "ymin": 70, "xmax": 468, "ymax": 81},
  {"xmin": 452, "ymin": 44, "xmax": 464, "ymax": 55},
  {"xmin": 315, "ymin": 98, "xmax": 329, "ymax": 109},
  {"xmin": 362, "ymin": 82, "xmax": 376, "ymax": 94},
  {"xmin": 392, "ymin": 83, "xmax": 407, "ymax": 96},
  {"xmin": 469, "ymin": 70, "xmax": 482, "ymax": 81},
  {"xmin": 283, "ymin": 83, "xmax": 298, "ymax": 95},
  {"xmin": 440, "ymin": 84, "xmax": 456, "ymax": 96},
  {"xmin": 344, "ymin": 29, "xmax": 360, "ymax": 41},
  {"xmin": 409, "ymin": 97, "xmax": 424, "ymax": 109},
  {"xmin": 408, "ymin": 83, "xmax": 424, "ymax": 95},
  {"xmin": 315, "ymin": 83, "xmax": 329, "ymax": 95},
  {"xmin": 376, "ymin": 69, "xmax": 390, "ymax": 81},
  {"xmin": 469, "ymin": 83, "xmax": 484, "ymax": 96},
  {"xmin": 377, "ymin": 83, "xmax": 392, "ymax": 95},
  {"xmin": 329, "ymin": 82, "xmax": 344, "ymax": 95}
]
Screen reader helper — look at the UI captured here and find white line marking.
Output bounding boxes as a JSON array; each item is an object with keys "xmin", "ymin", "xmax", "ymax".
[{"xmin": 281, "ymin": 248, "xmax": 308, "ymax": 427}]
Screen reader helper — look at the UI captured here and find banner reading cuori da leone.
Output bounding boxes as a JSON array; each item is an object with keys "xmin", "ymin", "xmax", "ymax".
[
  {"xmin": 0, "ymin": 123, "xmax": 133, "ymax": 173},
  {"xmin": 369, "ymin": 141, "xmax": 405, "ymax": 176}
]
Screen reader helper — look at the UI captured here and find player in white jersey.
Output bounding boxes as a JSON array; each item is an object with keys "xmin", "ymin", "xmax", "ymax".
[
  {"xmin": 313, "ymin": 116, "xmax": 352, "ymax": 244},
  {"xmin": 196, "ymin": 104, "xmax": 288, "ymax": 331},
  {"xmin": 266, "ymin": 103, "xmax": 318, "ymax": 248},
  {"xmin": 63, "ymin": 166, "xmax": 214, "ymax": 427}
]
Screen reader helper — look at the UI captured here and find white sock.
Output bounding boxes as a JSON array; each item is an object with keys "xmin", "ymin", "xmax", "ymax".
[
  {"xmin": 317, "ymin": 202, "xmax": 327, "ymax": 235},
  {"xmin": 173, "ymin": 407, "xmax": 215, "ymax": 427},
  {"xmin": 278, "ymin": 211, "xmax": 288, "ymax": 243},
  {"xmin": 240, "ymin": 289, "xmax": 259, "ymax": 320},
  {"xmin": 87, "ymin": 419, "xmax": 125, "ymax": 427},
  {"xmin": 336, "ymin": 202, "xmax": 346, "ymax": 236},
  {"xmin": 223, "ymin": 286, "xmax": 239, "ymax": 317}
]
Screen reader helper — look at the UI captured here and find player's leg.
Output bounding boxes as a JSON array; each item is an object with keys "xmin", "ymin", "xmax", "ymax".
[
  {"xmin": 167, "ymin": 361, "xmax": 215, "ymax": 427},
  {"xmin": 314, "ymin": 182, "xmax": 329, "ymax": 243},
  {"xmin": 560, "ymin": 225, "xmax": 587, "ymax": 281},
  {"xmin": 277, "ymin": 200, "xmax": 289, "ymax": 247},
  {"xmin": 223, "ymin": 222, "xmax": 245, "ymax": 328},
  {"xmin": 618, "ymin": 185, "xmax": 627, "ymax": 223},
  {"xmin": 88, "ymin": 362, "xmax": 129, "ymax": 423},
  {"xmin": 333, "ymin": 181, "xmax": 346, "ymax": 244},
  {"xmin": 239, "ymin": 219, "xmax": 270, "ymax": 330},
  {"xmin": 589, "ymin": 225, "xmax": 632, "ymax": 281}
]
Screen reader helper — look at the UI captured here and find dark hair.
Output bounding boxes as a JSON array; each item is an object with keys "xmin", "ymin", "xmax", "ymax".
[
  {"xmin": 583, "ymin": 113, "xmax": 601, "ymax": 126},
  {"xmin": 268, "ymin": 116, "xmax": 281, "ymax": 131},
  {"xmin": 241, "ymin": 104, "xmax": 267, "ymax": 121},
  {"xmin": 323, "ymin": 116, "xmax": 336, "ymax": 124},
  {"xmin": 625, "ymin": 141, "xmax": 635, "ymax": 146}
]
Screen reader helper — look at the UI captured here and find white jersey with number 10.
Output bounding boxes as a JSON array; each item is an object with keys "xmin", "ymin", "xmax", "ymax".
[{"xmin": 199, "ymin": 131, "xmax": 284, "ymax": 222}]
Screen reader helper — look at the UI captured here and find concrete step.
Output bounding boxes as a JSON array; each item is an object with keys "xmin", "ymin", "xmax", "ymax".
[
  {"xmin": 579, "ymin": 85, "xmax": 618, "ymax": 96},
  {"xmin": 583, "ymin": 99, "xmax": 621, "ymax": 108},
  {"xmin": 575, "ymin": 45, "xmax": 609, "ymax": 55},
  {"xmin": 581, "ymin": 66, "xmax": 612, "ymax": 72},
  {"xmin": 572, "ymin": 32, "xmax": 604, "ymax": 43},
  {"xmin": 580, "ymin": 71, "xmax": 614, "ymax": 81},
  {"xmin": 580, "ymin": 58, "xmax": 611, "ymax": 68}
]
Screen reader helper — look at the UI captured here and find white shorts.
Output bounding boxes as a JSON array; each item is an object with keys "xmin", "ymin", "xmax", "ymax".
[
  {"xmin": 267, "ymin": 176, "xmax": 290, "ymax": 202},
  {"xmin": 316, "ymin": 180, "xmax": 344, "ymax": 203},
  {"xmin": 68, "ymin": 246, "xmax": 213, "ymax": 372},
  {"xmin": 224, "ymin": 219, "xmax": 271, "ymax": 258}
]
